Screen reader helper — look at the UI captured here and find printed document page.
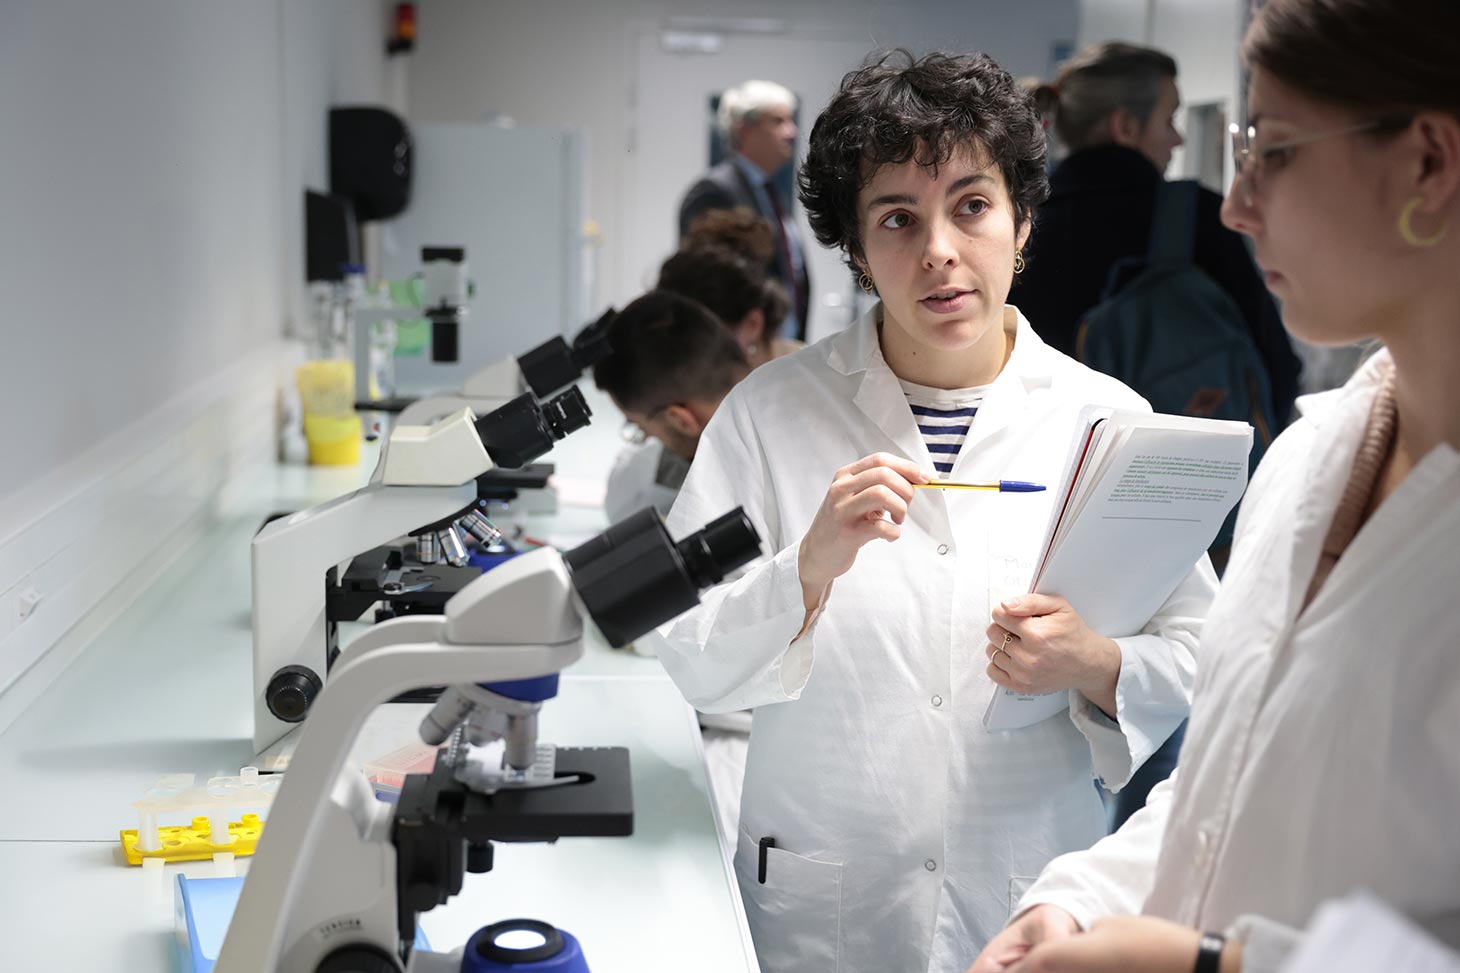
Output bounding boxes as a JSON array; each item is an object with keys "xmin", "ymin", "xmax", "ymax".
[{"xmin": 985, "ymin": 409, "xmax": 1251, "ymax": 731}]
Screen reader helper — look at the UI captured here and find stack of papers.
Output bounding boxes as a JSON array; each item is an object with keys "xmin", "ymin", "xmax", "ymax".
[
  {"xmin": 984, "ymin": 406, "xmax": 1253, "ymax": 730},
  {"xmin": 1284, "ymin": 892, "xmax": 1460, "ymax": 973}
]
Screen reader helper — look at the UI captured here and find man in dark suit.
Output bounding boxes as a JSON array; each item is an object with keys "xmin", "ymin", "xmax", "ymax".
[{"xmin": 678, "ymin": 79, "xmax": 812, "ymax": 341}]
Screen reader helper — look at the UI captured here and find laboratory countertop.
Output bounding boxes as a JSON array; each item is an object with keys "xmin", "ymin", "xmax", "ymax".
[{"xmin": 0, "ymin": 386, "xmax": 760, "ymax": 972}]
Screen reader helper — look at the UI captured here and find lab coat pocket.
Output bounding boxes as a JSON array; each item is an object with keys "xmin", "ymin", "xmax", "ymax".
[
  {"xmin": 1008, "ymin": 875, "xmax": 1039, "ymax": 918},
  {"xmin": 734, "ymin": 825, "xmax": 843, "ymax": 972}
]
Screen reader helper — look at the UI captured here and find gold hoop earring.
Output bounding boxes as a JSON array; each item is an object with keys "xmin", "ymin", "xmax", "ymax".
[
  {"xmin": 1399, "ymin": 197, "xmax": 1449, "ymax": 248},
  {"xmin": 1013, "ymin": 250, "xmax": 1026, "ymax": 275},
  {"xmin": 858, "ymin": 272, "xmax": 876, "ymax": 293}
]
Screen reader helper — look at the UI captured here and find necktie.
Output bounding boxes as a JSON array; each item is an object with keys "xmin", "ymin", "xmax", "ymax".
[{"xmin": 764, "ymin": 183, "xmax": 802, "ymax": 328}]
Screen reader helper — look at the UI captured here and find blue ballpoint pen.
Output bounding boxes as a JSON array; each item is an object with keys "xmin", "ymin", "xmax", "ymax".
[{"xmin": 912, "ymin": 479, "xmax": 1047, "ymax": 492}]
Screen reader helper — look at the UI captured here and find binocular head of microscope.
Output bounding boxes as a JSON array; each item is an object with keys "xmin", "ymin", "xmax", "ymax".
[
  {"xmin": 513, "ymin": 306, "xmax": 616, "ymax": 400},
  {"xmin": 252, "ymin": 386, "xmax": 594, "ymax": 760}
]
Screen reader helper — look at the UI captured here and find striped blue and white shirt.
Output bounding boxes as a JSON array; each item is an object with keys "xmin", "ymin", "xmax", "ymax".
[{"xmin": 899, "ymin": 378, "xmax": 989, "ymax": 476}]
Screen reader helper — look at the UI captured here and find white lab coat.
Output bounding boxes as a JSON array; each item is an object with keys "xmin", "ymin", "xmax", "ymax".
[
  {"xmin": 644, "ymin": 305, "xmax": 1217, "ymax": 972},
  {"xmin": 603, "ymin": 440, "xmax": 685, "ymax": 523},
  {"xmin": 1015, "ymin": 350, "xmax": 1460, "ymax": 971},
  {"xmin": 603, "ymin": 441, "xmax": 753, "ymax": 847}
]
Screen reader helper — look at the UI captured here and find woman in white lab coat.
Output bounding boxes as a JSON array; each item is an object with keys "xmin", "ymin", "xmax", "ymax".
[
  {"xmin": 644, "ymin": 51, "xmax": 1218, "ymax": 972},
  {"xmin": 969, "ymin": 2, "xmax": 1460, "ymax": 971}
]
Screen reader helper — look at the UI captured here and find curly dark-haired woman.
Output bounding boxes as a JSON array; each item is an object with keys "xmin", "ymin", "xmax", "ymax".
[{"xmin": 642, "ymin": 51, "xmax": 1217, "ymax": 972}]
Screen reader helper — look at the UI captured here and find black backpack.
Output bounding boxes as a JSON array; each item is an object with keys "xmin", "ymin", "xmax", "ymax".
[{"xmin": 1075, "ymin": 180, "xmax": 1276, "ymax": 558}]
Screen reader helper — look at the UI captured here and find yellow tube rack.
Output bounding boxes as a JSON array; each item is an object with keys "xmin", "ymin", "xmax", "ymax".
[{"xmin": 119, "ymin": 813, "xmax": 265, "ymax": 865}]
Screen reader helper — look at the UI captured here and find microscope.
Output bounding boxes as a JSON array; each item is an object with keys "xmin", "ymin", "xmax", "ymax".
[
  {"xmin": 393, "ymin": 308, "xmax": 615, "ymax": 429},
  {"xmin": 395, "ymin": 309, "xmax": 616, "ymax": 514},
  {"xmin": 218, "ymin": 507, "xmax": 761, "ymax": 973},
  {"xmin": 352, "ymin": 246, "xmax": 471, "ymax": 411},
  {"xmin": 252, "ymin": 387, "xmax": 592, "ymax": 766}
]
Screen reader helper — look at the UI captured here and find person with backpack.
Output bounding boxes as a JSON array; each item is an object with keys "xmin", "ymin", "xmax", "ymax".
[
  {"xmin": 1010, "ymin": 41, "xmax": 1301, "ymax": 830},
  {"xmin": 1011, "ymin": 42, "xmax": 1301, "ymax": 433}
]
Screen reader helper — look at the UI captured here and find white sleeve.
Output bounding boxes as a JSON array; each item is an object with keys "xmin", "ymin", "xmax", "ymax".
[
  {"xmin": 1070, "ymin": 555, "xmax": 1217, "ymax": 789},
  {"xmin": 1231, "ymin": 903, "xmax": 1460, "ymax": 973},
  {"xmin": 1014, "ymin": 771, "xmax": 1177, "ymax": 929},
  {"xmin": 1227, "ymin": 914, "xmax": 1303, "ymax": 973},
  {"xmin": 604, "ymin": 442, "xmax": 673, "ymax": 523},
  {"xmin": 636, "ymin": 393, "xmax": 823, "ymax": 713}
]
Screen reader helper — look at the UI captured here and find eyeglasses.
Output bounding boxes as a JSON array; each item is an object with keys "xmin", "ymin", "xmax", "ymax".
[
  {"xmin": 619, "ymin": 404, "xmax": 671, "ymax": 445},
  {"xmin": 1228, "ymin": 115, "xmax": 1410, "ymax": 205}
]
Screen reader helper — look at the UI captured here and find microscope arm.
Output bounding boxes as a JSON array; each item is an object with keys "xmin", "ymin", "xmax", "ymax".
[
  {"xmin": 251, "ymin": 481, "xmax": 478, "ymax": 758},
  {"xmin": 225, "ymin": 550, "xmax": 584, "ymax": 973},
  {"xmin": 254, "ymin": 391, "xmax": 591, "ymax": 758}
]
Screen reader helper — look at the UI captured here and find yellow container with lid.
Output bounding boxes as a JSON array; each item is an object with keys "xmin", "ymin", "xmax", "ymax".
[
  {"xmin": 295, "ymin": 360, "xmax": 361, "ymax": 465},
  {"xmin": 301, "ymin": 413, "xmax": 362, "ymax": 465}
]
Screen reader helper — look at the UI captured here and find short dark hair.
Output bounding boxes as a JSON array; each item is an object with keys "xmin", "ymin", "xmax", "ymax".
[
  {"xmin": 1244, "ymin": 0, "xmax": 1460, "ymax": 120},
  {"xmin": 682, "ymin": 208, "xmax": 777, "ymax": 266},
  {"xmin": 797, "ymin": 49, "xmax": 1049, "ymax": 274},
  {"xmin": 657, "ymin": 244, "xmax": 789, "ymax": 337},
  {"xmin": 1043, "ymin": 42, "xmax": 1178, "ymax": 153},
  {"xmin": 592, "ymin": 291, "xmax": 750, "ymax": 413}
]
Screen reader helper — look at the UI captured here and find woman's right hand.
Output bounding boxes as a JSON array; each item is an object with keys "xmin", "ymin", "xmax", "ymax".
[
  {"xmin": 797, "ymin": 452, "xmax": 929, "ymax": 610},
  {"xmin": 966, "ymin": 904, "xmax": 1080, "ymax": 972}
]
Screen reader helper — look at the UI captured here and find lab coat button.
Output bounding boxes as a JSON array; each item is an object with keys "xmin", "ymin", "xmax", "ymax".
[
  {"xmin": 924, "ymin": 859, "xmax": 937, "ymax": 872},
  {"xmin": 936, "ymin": 544, "xmax": 950, "ymax": 555},
  {"xmin": 1195, "ymin": 828, "xmax": 1213, "ymax": 864},
  {"xmin": 931, "ymin": 695, "xmax": 943, "ymax": 708}
]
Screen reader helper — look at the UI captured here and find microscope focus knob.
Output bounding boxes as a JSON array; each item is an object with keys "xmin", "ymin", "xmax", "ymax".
[
  {"xmin": 266, "ymin": 665, "xmax": 323, "ymax": 723},
  {"xmin": 314, "ymin": 943, "xmax": 403, "ymax": 973},
  {"xmin": 466, "ymin": 840, "xmax": 494, "ymax": 873}
]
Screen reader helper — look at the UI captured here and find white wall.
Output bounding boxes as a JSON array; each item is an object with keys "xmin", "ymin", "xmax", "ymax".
[
  {"xmin": 407, "ymin": 0, "xmax": 1080, "ymax": 325},
  {"xmin": 0, "ymin": 0, "xmax": 395, "ymax": 706},
  {"xmin": 1076, "ymin": 0, "xmax": 1152, "ymax": 48},
  {"xmin": 1076, "ymin": 0, "xmax": 1246, "ymax": 184},
  {"xmin": 1150, "ymin": 0, "xmax": 1243, "ymax": 185},
  {"xmin": 0, "ymin": 2, "xmax": 284, "ymax": 503}
]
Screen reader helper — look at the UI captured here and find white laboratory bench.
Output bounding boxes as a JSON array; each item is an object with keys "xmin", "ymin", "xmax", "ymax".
[{"xmin": 0, "ymin": 386, "xmax": 761, "ymax": 973}]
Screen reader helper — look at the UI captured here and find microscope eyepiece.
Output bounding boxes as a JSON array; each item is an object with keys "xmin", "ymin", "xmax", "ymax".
[
  {"xmin": 517, "ymin": 337, "xmax": 577, "ymax": 399},
  {"xmin": 674, "ymin": 509, "xmax": 760, "ymax": 588},
  {"xmin": 473, "ymin": 390, "xmax": 591, "ymax": 469},
  {"xmin": 569, "ymin": 307, "xmax": 616, "ymax": 371},
  {"xmin": 542, "ymin": 386, "xmax": 592, "ymax": 439},
  {"xmin": 563, "ymin": 507, "xmax": 762, "ymax": 647},
  {"xmin": 516, "ymin": 323, "xmax": 614, "ymax": 399}
]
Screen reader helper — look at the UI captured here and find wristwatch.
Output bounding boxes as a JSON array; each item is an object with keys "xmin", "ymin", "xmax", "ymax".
[{"xmin": 1194, "ymin": 931, "xmax": 1226, "ymax": 973}]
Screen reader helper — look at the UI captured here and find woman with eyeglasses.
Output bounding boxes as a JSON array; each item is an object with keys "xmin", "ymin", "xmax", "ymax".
[{"xmin": 967, "ymin": 1, "xmax": 1460, "ymax": 971}]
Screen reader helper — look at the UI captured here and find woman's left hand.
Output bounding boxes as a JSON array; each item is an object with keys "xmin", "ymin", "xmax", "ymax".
[
  {"xmin": 997, "ymin": 916, "xmax": 1238, "ymax": 973},
  {"xmin": 986, "ymin": 594, "xmax": 1121, "ymax": 717}
]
